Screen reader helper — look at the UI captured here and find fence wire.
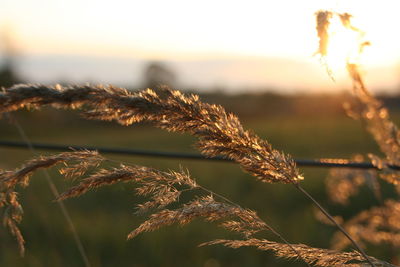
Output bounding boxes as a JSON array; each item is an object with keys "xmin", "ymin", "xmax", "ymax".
[{"xmin": 1, "ymin": 140, "xmax": 398, "ymax": 170}]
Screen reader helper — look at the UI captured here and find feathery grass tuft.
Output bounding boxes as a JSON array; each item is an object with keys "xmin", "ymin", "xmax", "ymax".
[
  {"xmin": 0, "ymin": 84, "xmax": 303, "ymax": 184},
  {"xmin": 332, "ymin": 200, "xmax": 400, "ymax": 250},
  {"xmin": 0, "ymin": 150, "xmax": 103, "ymax": 255},
  {"xmin": 201, "ymin": 239, "xmax": 393, "ymax": 267}
]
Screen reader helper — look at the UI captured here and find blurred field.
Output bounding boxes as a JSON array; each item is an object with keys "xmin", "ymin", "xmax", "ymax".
[{"xmin": 0, "ymin": 92, "xmax": 398, "ymax": 267}]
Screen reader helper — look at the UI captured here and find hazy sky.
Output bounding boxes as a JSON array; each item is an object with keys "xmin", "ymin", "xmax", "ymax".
[{"xmin": 1, "ymin": 0, "xmax": 400, "ymax": 92}]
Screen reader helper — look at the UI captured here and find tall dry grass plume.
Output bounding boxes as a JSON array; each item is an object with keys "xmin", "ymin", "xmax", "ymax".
[
  {"xmin": 0, "ymin": 84, "xmax": 302, "ymax": 184},
  {"xmin": 315, "ymin": 9, "xmax": 400, "ymax": 264}
]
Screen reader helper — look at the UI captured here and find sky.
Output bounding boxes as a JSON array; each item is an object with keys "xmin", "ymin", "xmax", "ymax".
[{"xmin": 1, "ymin": 0, "xmax": 400, "ymax": 93}]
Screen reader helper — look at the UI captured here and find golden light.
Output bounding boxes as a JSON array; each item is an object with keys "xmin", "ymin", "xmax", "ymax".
[{"xmin": 324, "ymin": 15, "xmax": 363, "ymax": 72}]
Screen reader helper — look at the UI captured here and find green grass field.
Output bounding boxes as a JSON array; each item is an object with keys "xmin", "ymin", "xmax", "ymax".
[{"xmin": 0, "ymin": 97, "xmax": 397, "ymax": 267}]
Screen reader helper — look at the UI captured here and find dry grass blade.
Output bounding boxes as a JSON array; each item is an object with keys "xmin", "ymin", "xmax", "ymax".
[
  {"xmin": 332, "ymin": 200, "xmax": 400, "ymax": 250},
  {"xmin": 1, "ymin": 191, "xmax": 24, "ymax": 256},
  {"xmin": 0, "ymin": 84, "xmax": 302, "ymax": 184},
  {"xmin": 57, "ymin": 165, "xmax": 145, "ymax": 200},
  {"xmin": 0, "ymin": 150, "xmax": 103, "ymax": 255},
  {"xmin": 57, "ymin": 165, "xmax": 197, "ymax": 205},
  {"xmin": 315, "ymin": 10, "xmax": 333, "ymax": 57},
  {"xmin": 0, "ymin": 150, "xmax": 103, "ymax": 188},
  {"xmin": 314, "ymin": 9, "xmax": 400, "ymax": 185},
  {"xmin": 326, "ymin": 155, "xmax": 380, "ymax": 205},
  {"xmin": 347, "ymin": 63, "xmax": 400, "ymax": 185},
  {"xmin": 127, "ymin": 195, "xmax": 268, "ymax": 240},
  {"xmin": 202, "ymin": 239, "xmax": 395, "ymax": 267}
]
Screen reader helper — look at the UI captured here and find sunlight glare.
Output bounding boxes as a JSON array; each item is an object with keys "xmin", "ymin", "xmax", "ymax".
[{"xmin": 324, "ymin": 15, "xmax": 365, "ymax": 73}]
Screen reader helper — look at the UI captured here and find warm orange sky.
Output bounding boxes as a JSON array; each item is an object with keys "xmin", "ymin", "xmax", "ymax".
[{"xmin": 1, "ymin": 0, "xmax": 400, "ymax": 92}]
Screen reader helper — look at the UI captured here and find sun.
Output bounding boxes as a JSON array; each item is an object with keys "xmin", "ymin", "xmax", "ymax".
[
  {"xmin": 315, "ymin": 10, "xmax": 370, "ymax": 79},
  {"xmin": 324, "ymin": 15, "xmax": 365, "ymax": 72}
]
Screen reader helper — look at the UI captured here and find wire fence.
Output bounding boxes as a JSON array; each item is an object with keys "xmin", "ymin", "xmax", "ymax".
[{"xmin": 1, "ymin": 140, "xmax": 398, "ymax": 170}]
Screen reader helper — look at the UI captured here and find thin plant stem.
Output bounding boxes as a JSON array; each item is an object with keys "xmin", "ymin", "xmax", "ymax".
[
  {"xmin": 6, "ymin": 114, "xmax": 91, "ymax": 267},
  {"xmin": 294, "ymin": 183, "xmax": 376, "ymax": 267},
  {"xmin": 196, "ymin": 185, "xmax": 311, "ymax": 267}
]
